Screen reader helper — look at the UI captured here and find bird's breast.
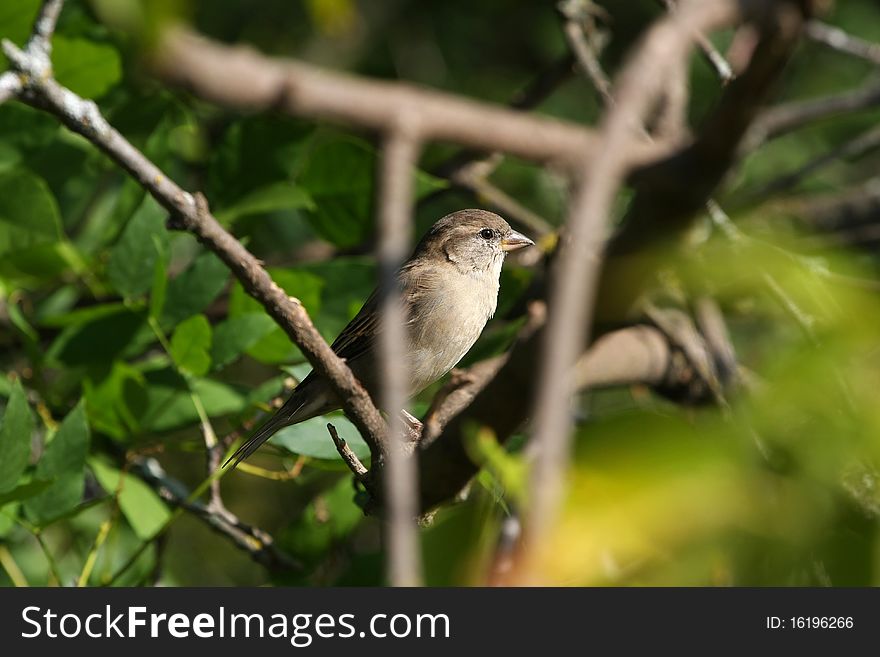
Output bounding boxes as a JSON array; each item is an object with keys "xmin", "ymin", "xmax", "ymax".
[{"xmin": 406, "ymin": 268, "xmax": 499, "ymax": 394}]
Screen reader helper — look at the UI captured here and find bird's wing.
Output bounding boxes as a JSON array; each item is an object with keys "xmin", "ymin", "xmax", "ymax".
[{"xmin": 329, "ymin": 264, "xmax": 439, "ymax": 364}]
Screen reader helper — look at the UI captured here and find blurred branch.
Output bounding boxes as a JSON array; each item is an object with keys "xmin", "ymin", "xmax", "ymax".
[
  {"xmin": 0, "ymin": 0, "xmax": 66, "ymax": 105},
  {"xmin": 375, "ymin": 128, "xmax": 423, "ymax": 587},
  {"xmin": 745, "ymin": 124, "xmax": 880, "ymax": 202},
  {"xmin": 784, "ymin": 177, "xmax": 880, "ymax": 247},
  {"xmin": 657, "ymin": 0, "xmax": 736, "ymax": 84},
  {"xmin": 428, "ymin": 54, "xmax": 574, "ymax": 238},
  {"xmin": 131, "ymin": 457, "xmax": 302, "ymax": 574},
  {"xmin": 528, "ymin": 0, "xmax": 745, "ymax": 551},
  {"xmin": 806, "ymin": 20, "xmax": 880, "ymax": 66},
  {"xmin": 155, "ymin": 29, "xmax": 669, "ymax": 171},
  {"xmin": 558, "ymin": 0, "xmax": 615, "ymax": 107},
  {"xmin": 748, "ymin": 77, "xmax": 880, "ymax": 148}
]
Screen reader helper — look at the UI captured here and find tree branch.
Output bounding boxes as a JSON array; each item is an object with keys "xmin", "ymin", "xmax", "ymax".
[
  {"xmin": 376, "ymin": 128, "xmax": 423, "ymax": 586},
  {"xmin": 527, "ymin": 0, "xmax": 743, "ymax": 549},
  {"xmin": 131, "ymin": 457, "xmax": 301, "ymax": 574},
  {"xmin": 154, "ymin": 28, "xmax": 670, "ymax": 172},
  {"xmin": 806, "ymin": 19, "xmax": 880, "ymax": 66}
]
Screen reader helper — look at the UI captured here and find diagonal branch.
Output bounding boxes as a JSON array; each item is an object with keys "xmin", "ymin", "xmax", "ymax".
[
  {"xmin": 1, "ymin": 25, "xmax": 388, "ymax": 460},
  {"xmin": 131, "ymin": 457, "xmax": 301, "ymax": 573}
]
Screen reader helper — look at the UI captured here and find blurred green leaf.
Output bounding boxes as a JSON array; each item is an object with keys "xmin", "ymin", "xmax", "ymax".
[
  {"xmin": 0, "ymin": 0, "xmax": 40, "ymax": 70},
  {"xmin": 297, "ymin": 135, "xmax": 374, "ymax": 247},
  {"xmin": 89, "ymin": 457, "xmax": 170, "ymax": 540},
  {"xmin": 215, "ymin": 182, "xmax": 314, "ymax": 223},
  {"xmin": 273, "ymin": 412, "xmax": 370, "ymax": 461},
  {"xmin": 83, "ymin": 360, "xmax": 142, "ymax": 440},
  {"xmin": 149, "ymin": 240, "xmax": 169, "ymax": 320},
  {"xmin": 229, "ymin": 268, "xmax": 324, "ymax": 363},
  {"xmin": 0, "ymin": 380, "xmax": 35, "ymax": 494},
  {"xmin": 0, "ymin": 502, "xmax": 18, "ymax": 537},
  {"xmin": 211, "ymin": 313, "xmax": 276, "ymax": 370},
  {"xmin": 209, "ymin": 116, "xmax": 312, "ymax": 208},
  {"xmin": 170, "ymin": 314, "xmax": 213, "ymax": 377},
  {"xmin": 123, "ymin": 367, "xmax": 245, "ymax": 432},
  {"xmin": 52, "ymin": 36, "xmax": 122, "ymax": 99},
  {"xmin": 278, "ymin": 476, "xmax": 363, "ymax": 564},
  {"xmin": 0, "ymin": 479, "xmax": 53, "ymax": 507},
  {"xmin": 160, "ymin": 250, "xmax": 229, "ymax": 328},
  {"xmin": 24, "ymin": 401, "xmax": 91, "ymax": 525},
  {"xmin": 106, "ymin": 197, "xmax": 169, "ymax": 300},
  {"xmin": 0, "ymin": 169, "xmax": 62, "ymax": 256},
  {"xmin": 47, "ymin": 306, "xmax": 148, "ymax": 367}
]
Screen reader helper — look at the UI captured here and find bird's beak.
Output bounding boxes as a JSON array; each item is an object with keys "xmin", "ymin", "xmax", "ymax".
[{"xmin": 501, "ymin": 230, "xmax": 535, "ymax": 252}]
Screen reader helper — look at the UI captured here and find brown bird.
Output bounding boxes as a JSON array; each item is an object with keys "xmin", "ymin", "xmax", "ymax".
[{"xmin": 226, "ymin": 209, "xmax": 534, "ymax": 467}]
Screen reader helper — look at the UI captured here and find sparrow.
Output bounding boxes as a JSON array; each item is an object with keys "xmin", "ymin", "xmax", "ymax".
[{"xmin": 226, "ymin": 209, "xmax": 534, "ymax": 467}]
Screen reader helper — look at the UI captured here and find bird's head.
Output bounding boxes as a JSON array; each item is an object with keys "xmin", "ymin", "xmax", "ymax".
[{"xmin": 417, "ymin": 209, "xmax": 534, "ymax": 274}]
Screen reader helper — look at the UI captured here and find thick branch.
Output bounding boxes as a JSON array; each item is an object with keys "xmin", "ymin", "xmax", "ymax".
[
  {"xmin": 528, "ymin": 0, "xmax": 742, "ymax": 545},
  {"xmin": 155, "ymin": 29, "xmax": 669, "ymax": 171}
]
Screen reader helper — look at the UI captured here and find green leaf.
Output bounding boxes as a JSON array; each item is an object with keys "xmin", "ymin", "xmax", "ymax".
[
  {"xmin": 83, "ymin": 360, "xmax": 142, "ymax": 441},
  {"xmin": 0, "ymin": 502, "xmax": 19, "ymax": 537},
  {"xmin": 170, "ymin": 314, "xmax": 213, "ymax": 377},
  {"xmin": 211, "ymin": 313, "xmax": 276, "ymax": 370},
  {"xmin": 89, "ymin": 457, "xmax": 170, "ymax": 540},
  {"xmin": 39, "ymin": 301, "xmax": 128, "ymax": 328},
  {"xmin": 0, "ymin": 380, "xmax": 35, "ymax": 494},
  {"xmin": 0, "ymin": 479, "xmax": 54, "ymax": 507},
  {"xmin": 215, "ymin": 182, "xmax": 314, "ymax": 223},
  {"xmin": 278, "ymin": 476, "xmax": 364, "ymax": 564},
  {"xmin": 229, "ymin": 268, "xmax": 324, "ymax": 363},
  {"xmin": 24, "ymin": 401, "xmax": 91, "ymax": 525},
  {"xmin": 124, "ymin": 367, "xmax": 245, "ymax": 432},
  {"xmin": 0, "ymin": 170, "xmax": 62, "ymax": 257},
  {"xmin": 209, "ymin": 117, "xmax": 312, "ymax": 208},
  {"xmin": 160, "ymin": 251, "xmax": 229, "ymax": 328},
  {"xmin": 297, "ymin": 135, "xmax": 374, "ymax": 247},
  {"xmin": 272, "ymin": 412, "xmax": 370, "ymax": 461},
  {"xmin": 52, "ymin": 37, "xmax": 122, "ymax": 99},
  {"xmin": 149, "ymin": 238, "xmax": 169, "ymax": 320},
  {"xmin": 47, "ymin": 306, "xmax": 147, "ymax": 367},
  {"xmin": 106, "ymin": 196, "xmax": 169, "ymax": 299},
  {"xmin": 0, "ymin": 0, "xmax": 40, "ymax": 70}
]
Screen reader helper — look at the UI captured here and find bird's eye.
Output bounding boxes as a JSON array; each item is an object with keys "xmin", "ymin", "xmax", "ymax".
[{"xmin": 479, "ymin": 228, "xmax": 494, "ymax": 240}]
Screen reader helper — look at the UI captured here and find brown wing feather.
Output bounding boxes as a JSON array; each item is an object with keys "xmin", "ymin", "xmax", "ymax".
[{"xmin": 329, "ymin": 263, "xmax": 439, "ymax": 364}]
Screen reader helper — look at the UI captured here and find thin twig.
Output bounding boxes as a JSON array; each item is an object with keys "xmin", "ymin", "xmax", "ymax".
[
  {"xmin": 327, "ymin": 423, "xmax": 368, "ymax": 479},
  {"xmin": 746, "ymin": 124, "xmax": 880, "ymax": 202},
  {"xmin": 748, "ymin": 78, "xmax": 880, "ymax": 149},
  {"xmin": 806, "ymin": 20, "xmax": 880, "ymax": 66},
  {"xmin": 558, "ymin": 3, "xmax": 615, "ymax": 107},
  {"xmin": 0, "ymin": 545, "xmax": 29, "ymax": 587},
  {"xmin": 657, "ymin": 0, "xmax": 735, "ymax": 84}
]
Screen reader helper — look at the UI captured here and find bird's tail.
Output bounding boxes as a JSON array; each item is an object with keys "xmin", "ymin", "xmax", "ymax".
[{"xmin": 224, "ymin": 394, "xmax": 307, "ymax": 470}]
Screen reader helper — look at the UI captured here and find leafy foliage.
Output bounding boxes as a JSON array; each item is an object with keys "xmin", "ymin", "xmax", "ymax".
[{"xmin": 1, "ymin": 0, "xmax": 880, "ymax": 588}]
